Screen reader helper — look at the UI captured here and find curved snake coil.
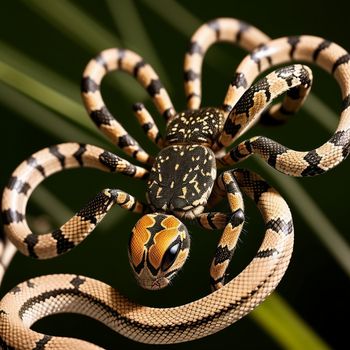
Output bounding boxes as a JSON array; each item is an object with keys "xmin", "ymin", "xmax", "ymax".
[{"xmin": 0, "ymin": 17, "xmax": 349, "ymax": 348}]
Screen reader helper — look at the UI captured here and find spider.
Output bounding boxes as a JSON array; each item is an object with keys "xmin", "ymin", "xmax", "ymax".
[{"xmin": 1, "ymin": 17, "xmax": 350, "ymax": 346}]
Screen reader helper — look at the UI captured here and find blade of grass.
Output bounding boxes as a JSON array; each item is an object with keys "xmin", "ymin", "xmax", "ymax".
[
  {"xmin": 23, "ymin": 0, "xmax": 146, "ymax": 102},
  {"xmin": 0, "ymin": 40, "xmax": 79, "ymax": 102},
  {"xmin": 144, "ymin": 0, "xmax": 350, "ymax": 275},
  {"xmin": 105, "ymin": 0, "xmax": 171, "ymax": 90},
  {"xmin": 0, "ymin": 59, "xmax": 98, "ymax": 135},
  {"xmin": 0, "ymin": 82, "xmax": 104, "ymax": 146},
  {"xmin": 252, "ymin": 293, "xmax": 330, "ymax": 350}
]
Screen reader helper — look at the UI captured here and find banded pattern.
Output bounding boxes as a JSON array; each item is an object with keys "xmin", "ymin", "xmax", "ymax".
[
  {"xmin": 210, "ymin": 171, "xmax": 245, "ymax": 290},
  {"xmin": 184, "ymin": 18, "xmax": 270, "ymax": 110},
  {"xmin": 217, "ymin": 64, "xmax": 312, "ymax": 147},
  {"xmin": 216, "ymin": 36, "xmax": 350, "ymax": 176},
  {"xmin": 0, "ymin": 170, "xmax": 294, "ymax": 347},
  {"xmin": 1, "ymin": 143, "xmax": 148, "ymax": 258},
  {"xmin": 81, "ymin": 48, "xmax": 175, "ymax": 164}
]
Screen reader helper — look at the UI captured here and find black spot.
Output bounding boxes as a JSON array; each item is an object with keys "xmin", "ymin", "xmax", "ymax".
[
  {"xmin": 81, "ymin": 76, "xmax": 99, "ymax": 93},
  {"xmin": 266, "ymin": 218, "xmax": 293, "ymax": 235},
  {"xmin": 287, "ymin": 36, "xmax": 300, "ymax": 58},
  {"xmin": 132, "ymin": 102, "xmax": 144, "ymax": 112},
  {"xmin": 162, "ymin": 108, "xmax": 174, "ymax": 121},
  {"xmin": 133, "ymin": 60, "xmax": 146, "ymax": 77},
  {"xmin": 94, "ymin": 54, "xmax": 108, "ymax": 70},
  {"xmin": 6, "ymin": 176, "xmax": 31, "ymax": 195},
  {"xmin": 313, "ymin": 40, "xmax": 332, "ymax": 61},
  {"xmin": 206, "ymin": 212, "xmax": 219, "ymax": 230},
  {"xmin": 214, "ymin": 245, "xmax": 233, "ymax": 265},
  {"xmin": 52, "ymin": 229, "xmax": 75, "ymax": 255},
  {"xmin": 221, "ymin": 104, "xmax": 233, "ymax": 113},
  {"xmin": 73, "ymin": 144, "xmax": 87, "ymax": 167},
  {"xmin": 70, "ymin": 275, "xmax": 86, "ymax": 289},
  {"xmin": 251, "ymin": 44, "xmax": 270, "ymax": 72},
  {"xmin": 301, "ymin": 150, "xmax": 324, "ymax": 176},
  {"xmin": 342, "ymin": 94, "xmax": 350, "ymax": 111},
  {"xmin": 229, "ymin": 209, "xmax": 245, "ymax": 227},
  {"xmin": 142, "ymin": 122, "xmax": 153, "ymax": 133},
  {"xmin": 223, "ymin": 120, "xmax": 242, "ymax": 138},
  {"xmin": 117, "ymin": 134, "xmax": 136, "ymax": 148},
  {"xmin": 236, "ymin": 21, "xmax": 250, "ymax": 42},
  {"xmin": 251, "ymin": 137, "xmax": 288, "ymax": 167},
  {"xmin": 186, "ymin": 92, "xmax": 200, "ymax": 102},
  {"xmin": 2, "ymin": 209, "xmax": 24, "ymax": 225},
  {"xmin": 256, "ymin": 248, "xmax": 279, "ymax": 258},
  {"xmin": 230, "ymin": 72, "xmax": 248, "ymax": 89},
  {"xmin": 207, "ymin": 19, "xmax": 220, "ymax": 39},
  {"xmin": 99, "ymin": 151, "xmax": 119, "ymax": 171},
  {"xmin": 146, "ymin": 79, "xmax": 163, "ymax": 96},
  {"xmin": 329, "ymin": 130, "xmax": 350, "ymax": 157},
  {"xmin": 187, "ymin": 41, "xmax": 203, "ymax": 55},
  {"xmin": 24, "ymin": 233, "xmax": 39, "ymax": 258},
  {"xmin": 184, "ymin": 69, "xmax": 200, "ymax": 81},
  {"xmin": 332, "ymin": 53, "xmax": 350, "ymax": 74},
  {"xmin": 90, "ymin": 106, "xmax": 114, "ymax": 126},
  {"xmin": 26, "ymin": 280, "xmax": 35, "ymax": 288},
  {"xmin": 33, "ymin": 335, "xmax": 53, "ymax": 350},
  {"xmin": 0, "ymin": 335, "xmax": 15, "ymax": 350},
  {"xmin": 49, "ymin": 145, "xmax": 65, "ymax": 168},
  {"xmin": 117, "ymin": 49, "xmax": 126, "ymax": 67},
  {"xmin": 27, "ymin": 156, "xmax": 45, "ymax": 177},
  {"xmin": 10, "ymin": 286, "xmax": 21, "ymax": 294}
]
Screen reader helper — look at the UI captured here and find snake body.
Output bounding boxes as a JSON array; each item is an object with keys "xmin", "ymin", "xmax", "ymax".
[{"xmin": 0, "ymin": 17, "xmax": 349, "ymax": 348}]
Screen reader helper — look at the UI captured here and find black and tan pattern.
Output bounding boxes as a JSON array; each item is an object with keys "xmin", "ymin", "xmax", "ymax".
[
  {"xmin": 184, "ymin": 18, "xmax": 270, "ymax": 110},
  {"xmin": 0, "ymin": 170, "xmax": 293, "ymax": 347},
  {"xmin": 216, "ymin": 36, "xmax": 350, "ymax": 175},
  {"xmin": 81, "ymin": 48, "xmax": 175, "ymax": 164},
  {"xmin": 1, "ymin": 143, "xmax": 148, "ymax": 259},
  {"xmin": 0, "ymin": 16, "xmax": 349, "ymax": 349}
]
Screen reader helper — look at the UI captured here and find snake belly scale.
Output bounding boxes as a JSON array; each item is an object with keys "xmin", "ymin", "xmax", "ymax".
[{"xmin": 0, "ymin": 17, "xmax": 349, "ymax": 348}]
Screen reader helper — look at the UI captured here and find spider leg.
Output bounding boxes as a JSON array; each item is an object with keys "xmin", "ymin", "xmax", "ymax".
[
  {"xmin": 132, "ymin": 102, "xmax": 164, "ymax": 148},
  {"xmin": 81, "ymin": 49, "xmax": 176, "ymax": 164},
  {"xmin": 217, "ymin": 36, "xmax": 350, "ymax": 176},
  {"xmin": 184, "ymin": 18, "xmax": 270, "ymax": 110},
  {"xmin": 216, "ymin": 64, "xmax": 312, "ymax": 165},
  {"xmin": 1, "ymin": 142, "xmax": 149, "ymax": 259},
  {"xmin": 207, "ymin": 171, "xmax": 245, "ymax": 291}
]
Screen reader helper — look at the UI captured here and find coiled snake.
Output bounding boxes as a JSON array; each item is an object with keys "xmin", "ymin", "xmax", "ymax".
[{"xmin": 0, "ymin": 17, "xmax": 349, "ymax": 349}]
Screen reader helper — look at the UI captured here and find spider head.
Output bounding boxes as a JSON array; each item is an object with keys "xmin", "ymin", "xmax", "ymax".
[{"xmin": 128, "ymin": 213, "xmax": 190, "ymax": 290}]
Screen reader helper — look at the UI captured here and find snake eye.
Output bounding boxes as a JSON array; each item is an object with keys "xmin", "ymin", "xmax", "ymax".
[{"xmin": 161, "ymin": 242, "xmax": 181, "ymax": 271}]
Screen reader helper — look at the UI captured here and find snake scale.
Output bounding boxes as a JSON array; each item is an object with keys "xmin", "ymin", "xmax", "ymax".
[{"xmin": 0, "ymin": 17, "xmax": 349, "ymax": 349}]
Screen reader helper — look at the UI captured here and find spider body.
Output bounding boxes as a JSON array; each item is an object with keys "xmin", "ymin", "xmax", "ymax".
[{"xmin": 147, "ymin": 107, "xmax": 224, "ymax": 220}]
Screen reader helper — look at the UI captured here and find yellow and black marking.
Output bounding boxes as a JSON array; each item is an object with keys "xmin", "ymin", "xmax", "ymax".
[
  {"xmin": 128, "ymin": 213, "xmax": 190, "ymax": 289},
  {"xmin": 1, "ymin": 143, "xmax": 148, "ymax": 259}
]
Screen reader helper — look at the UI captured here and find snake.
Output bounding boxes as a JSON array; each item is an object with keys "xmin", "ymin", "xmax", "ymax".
[{"xmin": 0, "ymin": 17, "xmax": 349, "ymax": 349}]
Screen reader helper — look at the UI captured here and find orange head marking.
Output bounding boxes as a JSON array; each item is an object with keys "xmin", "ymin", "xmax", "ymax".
[{"xmin": 128, "ymin": 213, "xmax": 190, "ymax": 290}]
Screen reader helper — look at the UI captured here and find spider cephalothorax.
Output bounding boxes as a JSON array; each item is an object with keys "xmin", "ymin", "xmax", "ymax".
[{"xmin": 128, "ymin": 213, "xmax": 190, "ymax": 290}]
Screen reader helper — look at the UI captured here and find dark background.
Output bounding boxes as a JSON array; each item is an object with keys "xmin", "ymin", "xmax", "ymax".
[{"xmin": 1, "ymin": 1, "xmax": 350, "ymax": 349}]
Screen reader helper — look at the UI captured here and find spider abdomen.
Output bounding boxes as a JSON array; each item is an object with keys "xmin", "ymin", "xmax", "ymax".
[
  {"xmin": 165, "ymin": 107, "xmax": 225, "ymax": 146},
  {"xmin": 147, "ymin": 144, "xmax": 216, "ymax": 218}
]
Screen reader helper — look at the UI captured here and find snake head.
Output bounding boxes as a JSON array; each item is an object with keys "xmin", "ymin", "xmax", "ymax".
[{"xmin": 128, "ymin": 213, "xmax": 190, "ymax": 290}]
